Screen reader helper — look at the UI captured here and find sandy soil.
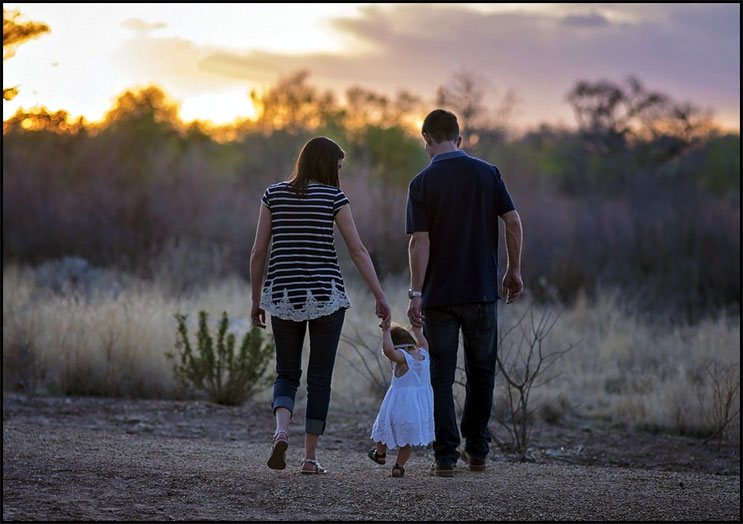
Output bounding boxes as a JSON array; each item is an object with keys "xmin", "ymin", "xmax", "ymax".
[{"xmin": 2, "ymin": 393, "xmax": 740, "ymax": 521}]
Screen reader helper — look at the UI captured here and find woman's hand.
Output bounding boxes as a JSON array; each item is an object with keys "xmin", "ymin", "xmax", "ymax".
[
  {"xmin": 251, "ymin": 302, "xmax": 266, "ymax": 329},
  {"xmin": 375, "ymin": 295, "xmax": 391, "ymax": 330}
]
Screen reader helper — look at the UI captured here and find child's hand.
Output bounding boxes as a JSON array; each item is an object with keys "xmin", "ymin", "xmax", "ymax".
[{"xmin": 379, "ymin": 319, "xmax": 390, "ymax": 331}]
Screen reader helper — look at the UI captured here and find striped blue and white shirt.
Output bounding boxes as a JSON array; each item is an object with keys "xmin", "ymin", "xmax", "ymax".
[{"xmin": 259, "ymin": 182, "xmax": 352, "ymax": 321}]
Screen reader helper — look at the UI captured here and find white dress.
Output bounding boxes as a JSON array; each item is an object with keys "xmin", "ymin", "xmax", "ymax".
[{"xmin": 370, "ymin": 348, "xmax": 435, "ymax": 449}]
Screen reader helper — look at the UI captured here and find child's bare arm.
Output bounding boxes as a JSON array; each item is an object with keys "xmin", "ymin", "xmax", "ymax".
[
  {"xmin": 411, "ymin": 325, "xmax": 429, "ymax": 350},
  {"xmin": 381, "ymin": 325, "xmax": 406, "ymax": 364}
]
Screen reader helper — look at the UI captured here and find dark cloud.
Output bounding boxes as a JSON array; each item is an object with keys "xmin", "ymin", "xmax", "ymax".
[{"xmin": 561, "ymin": 13, "xmax": 610, "ymax": 28}]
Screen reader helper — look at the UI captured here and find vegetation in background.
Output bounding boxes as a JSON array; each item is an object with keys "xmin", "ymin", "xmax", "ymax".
[
  {"xmin": 2, "ymin": 265, "xmax": 739, "ymax": 444},
  {"xmin": 3, "ymin": 69, "xmax": 739, "ymax": 322},
  {"xmin": 494, "ymin": 306, "xmax": 578, "ymax": 458},
  {"xmin": 167, "ymin": 310, "xmax": 275, "ymax": 405}
]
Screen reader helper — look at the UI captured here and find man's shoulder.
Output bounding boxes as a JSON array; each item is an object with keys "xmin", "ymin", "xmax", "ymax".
[
  {"xmin": 464, "ymin": 154, "xmax": 500, "ymax": 172},
  {"xmin": 409, "ymin": 166, "xmax": 431, "ymax": 188},
  {"xmin": 425, "ymin": 154, "xmax": 501, "ymax": 176}
]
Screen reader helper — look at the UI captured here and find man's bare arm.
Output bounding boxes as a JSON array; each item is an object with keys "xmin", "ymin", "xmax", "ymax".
[
  {"xmin": 407, "ymin": 231, "xmax": 429, "ymax": 327},
  {"xmin": 501, "ymin": 210, "xmax": 523, "ymax": 303}
]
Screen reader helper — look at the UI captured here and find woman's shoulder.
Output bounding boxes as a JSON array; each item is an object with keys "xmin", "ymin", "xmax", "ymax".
[
  {"xmin": 265, "ymin": 181, "xmax": 290, "ymax": 193},
  {"xmin": 307, "ymin": 183, "xmax": 346, "ymax": 195}
]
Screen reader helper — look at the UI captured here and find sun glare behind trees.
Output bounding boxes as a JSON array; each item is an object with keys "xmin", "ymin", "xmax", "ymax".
[{"xmin": 3, "ymin": 7, "xmax": 50, "ymax": 101}]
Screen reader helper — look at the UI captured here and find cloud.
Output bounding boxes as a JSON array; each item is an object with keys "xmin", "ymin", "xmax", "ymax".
[
  {"xmin": 561, "ymin": 12, "xmax": 610, "ymax": 28},
  {"xmin": 114, "ymin": 3, "xmax": 740, "ymax": 129},
  {"xmin": 112, "ymin": 36, "xmax": 253, "ymax": 98},
  {"xmin": 121, "ymin": 18, "xmax": 167, "ymax": 36}
]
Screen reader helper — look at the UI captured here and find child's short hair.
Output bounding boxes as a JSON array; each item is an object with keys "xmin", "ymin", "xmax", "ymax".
[{"xmin": 390, "ymin": 323, "xmax": 417, "ymax": 347}]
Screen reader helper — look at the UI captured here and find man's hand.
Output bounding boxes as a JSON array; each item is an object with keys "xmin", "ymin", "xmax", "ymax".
[
  {"xmin": 407, "ymin": 296, "xmax": 424, "ymax": 328},
  {"xmin": 502, "ymin": 269, "xmax": 523, "ymax": 304}
]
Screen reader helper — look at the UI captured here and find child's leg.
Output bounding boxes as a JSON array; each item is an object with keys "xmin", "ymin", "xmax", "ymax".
[
  {"xmin": 369, "ymin": 441, "xmax": 388, "ymax": 464},
  {"xmin": 395, "ymin": 445, "xmax": 412, "ymax": 466}
]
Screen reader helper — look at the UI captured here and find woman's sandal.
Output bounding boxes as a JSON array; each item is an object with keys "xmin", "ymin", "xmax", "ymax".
[
  {"xmin": 368, "ymin": 448, "xmax": 386, "ymax": 465},
  {"xmin": 267, "ymin": 430, "xmax": 289, "ymax": 470},
  {"xmin": 392, "ymin": 464, "xmax": 405, "ymax": 478},
  {"xmin": 300, "ymin": 458, "xmax": 327, "ymax": 475}
]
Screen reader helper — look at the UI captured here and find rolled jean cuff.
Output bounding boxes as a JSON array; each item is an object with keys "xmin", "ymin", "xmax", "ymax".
[
  {"xmin": 272, "ymin": 395, "xmax": 294, "ymax": 416},
  {"xmin": 305, "ymin": 417, "xmax": 326, "ymax": 435}
]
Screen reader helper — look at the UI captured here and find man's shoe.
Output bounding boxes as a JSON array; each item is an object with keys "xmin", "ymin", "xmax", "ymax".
[
  {"xmin": 460, "ymin": 449, "xmax": 487, "ymax": 471},
  {"xmin": 428, "ymin": 461, "xmax": 455, "ymax": 477}
]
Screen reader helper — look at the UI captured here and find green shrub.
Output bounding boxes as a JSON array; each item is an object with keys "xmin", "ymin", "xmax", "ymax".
[{"xmin": 166, "ymin": 310, "xmax": 274, "ymax": 405}]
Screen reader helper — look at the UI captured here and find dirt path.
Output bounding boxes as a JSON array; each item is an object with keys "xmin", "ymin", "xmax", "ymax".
[{"xmin": 3, "ymin": 394, "xmax": 740, "ymax": 521}]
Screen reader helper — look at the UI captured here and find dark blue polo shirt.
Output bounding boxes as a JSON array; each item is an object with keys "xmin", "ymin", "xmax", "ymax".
[{"xmin": 406, "ymin": 150, "xmax": 515, "ymax": 308}]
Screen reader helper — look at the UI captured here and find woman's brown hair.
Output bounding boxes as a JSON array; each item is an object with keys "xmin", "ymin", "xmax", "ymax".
[
  {"xmin": 390, "ymin": 324, "xmax": 417, "ymax": 347},
  {"xmin": 288, "ymin": 136, "xmax": 345, "ymax": 196}
]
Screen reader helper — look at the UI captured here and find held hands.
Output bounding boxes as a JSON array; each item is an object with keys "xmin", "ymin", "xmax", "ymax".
[
  {"xmin": 376, "ymin": 295, "xmax": 392, "ymax": 330},
  {"xmin": 407, "ymin": 296, "xmax": 424, "ymax": 328},
  {"xmin": 502, "ymin": 269, "xmax": 524, "ymax": 304}
]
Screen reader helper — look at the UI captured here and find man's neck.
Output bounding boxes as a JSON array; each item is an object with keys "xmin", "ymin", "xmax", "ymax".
[{"xmin": 428, "ymin": 141, "xmax": 459, "ymax": 158}]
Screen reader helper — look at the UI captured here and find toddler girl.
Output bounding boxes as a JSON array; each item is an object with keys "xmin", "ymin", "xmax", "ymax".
[{"xmin": 368, "ymin": 322, "xmax": 434, "ymax": 477}]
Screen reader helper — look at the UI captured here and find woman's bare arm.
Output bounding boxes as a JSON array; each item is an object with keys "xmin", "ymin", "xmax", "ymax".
[
  {"xmin": 249, "ymin": 204, "xmax": 272, "ymax": 328},
  {"xmin": 335, "ymin": 204, "xmax": 391, "ymax": 328}
]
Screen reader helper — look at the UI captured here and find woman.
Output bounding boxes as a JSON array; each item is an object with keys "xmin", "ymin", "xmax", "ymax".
[{"xmin": 250, "ymin": 136, "xmax": 391, "ymax": 474}]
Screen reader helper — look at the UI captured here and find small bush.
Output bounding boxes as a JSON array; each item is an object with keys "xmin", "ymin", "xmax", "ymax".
[
  {"xmin": 34, "ymin": 256, "xmax": 121, "ymax": 297},
  {"xmin": 166, "ymin": 310, "xmax": 275, "ymax": 405}
]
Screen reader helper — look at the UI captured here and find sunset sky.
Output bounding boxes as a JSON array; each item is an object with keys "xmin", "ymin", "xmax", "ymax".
[{"xmin": 3, "ymin": 3, "xmax": 740, "ymax": 132}]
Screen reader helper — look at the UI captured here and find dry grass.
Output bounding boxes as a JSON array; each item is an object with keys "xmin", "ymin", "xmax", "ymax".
[{"xmin": 2, "ymin": 264, "xmax": 739, "ymax": 442}]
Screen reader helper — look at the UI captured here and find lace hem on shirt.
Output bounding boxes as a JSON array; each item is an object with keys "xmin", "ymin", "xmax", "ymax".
[{"xmin": 260, "ymin": 281, "xmax": 352, "ymax": 321}]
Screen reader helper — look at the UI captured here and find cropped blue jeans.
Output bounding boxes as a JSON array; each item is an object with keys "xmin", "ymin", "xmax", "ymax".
[
  {"xmin": 424, "ymin": 302, "xmax": 498, "ymax": 466},
  {"xmin": 270, "ymin": 307, "xmax": 346, "ymax": 435}
]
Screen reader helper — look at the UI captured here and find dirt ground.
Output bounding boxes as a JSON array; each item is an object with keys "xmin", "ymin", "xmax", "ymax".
[{"xmin": 2, "ymin": 393, "xmax": 740, "ymax": 521}]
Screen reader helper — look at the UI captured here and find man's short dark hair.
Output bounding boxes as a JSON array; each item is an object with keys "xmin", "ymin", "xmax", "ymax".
[{"xmin": 422, "ymin": 109, "xmax": 459, "ymax": 143}]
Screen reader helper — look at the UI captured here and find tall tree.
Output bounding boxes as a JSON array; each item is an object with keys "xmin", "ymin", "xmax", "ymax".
[
  {"xmin": 3, "ymin": 8, "xmax": 50, "ymax": 101},
  {"xmin": 566, "ymin": 75, "xmax": 712, "ymax": 158},
  {"xmin": 436, "ymin": 69, "xmax": 517, "ymax": 148}
]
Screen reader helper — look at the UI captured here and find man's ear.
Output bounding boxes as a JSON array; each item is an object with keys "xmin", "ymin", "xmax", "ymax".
[
  {"xmin": 422, "ymin": 132, "xmax": 433, "ymax": 147},
  {"xmin": 456, "ymin": 136, "xmax": 463, "ymax": 148}
]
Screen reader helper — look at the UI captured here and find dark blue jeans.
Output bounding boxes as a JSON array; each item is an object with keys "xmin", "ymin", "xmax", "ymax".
[
  {"xmin": 424, "ymin": 302, "xmax": 498, "ymax": 465},
  {"xmin": 270, "ymin": 308, "xmax": 345, "ymax": 435}
]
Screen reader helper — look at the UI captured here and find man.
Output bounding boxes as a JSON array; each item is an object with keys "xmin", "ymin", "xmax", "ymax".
[{"xmin": 406, "ymin": 109, "xmax": 523, "ymax": 477}]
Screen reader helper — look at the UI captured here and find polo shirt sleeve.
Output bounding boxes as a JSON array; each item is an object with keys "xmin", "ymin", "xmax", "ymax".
[
  {"xmin": 406, "ymin": 176, "xmax": 428, "ymax": 233},
  {"xmin": 333, "ymin": 189, "xmax": 350, "ymax": 216},
  {"xmin": 495, "ymin": 168, "xmax": 516, "ymax": 216}
]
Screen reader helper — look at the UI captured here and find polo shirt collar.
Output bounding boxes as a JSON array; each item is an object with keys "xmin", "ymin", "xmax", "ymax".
[{"xmin": 431, "ymin": 150, "xmax": 467, "ymax": 163}]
